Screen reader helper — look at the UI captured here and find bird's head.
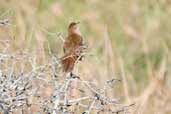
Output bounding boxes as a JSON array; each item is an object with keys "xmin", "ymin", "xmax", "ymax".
[{"xmin": 68, "ymin": 22, "xmax": 81, "ymax": 35}]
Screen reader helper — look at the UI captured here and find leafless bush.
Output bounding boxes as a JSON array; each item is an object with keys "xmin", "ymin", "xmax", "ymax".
[{"xmin": 0, "ymin": 49, "xmax": 134, "ymax": 114}]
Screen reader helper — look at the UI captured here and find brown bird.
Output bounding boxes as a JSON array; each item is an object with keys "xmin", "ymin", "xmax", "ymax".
[{"xmin": 61, "ymin": 22, "xmax": 85, "ymax": 74}]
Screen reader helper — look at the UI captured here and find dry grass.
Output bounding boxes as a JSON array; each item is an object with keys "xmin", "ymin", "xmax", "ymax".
[{"xmin": 0, "ymin": 0, "xmax": 171, "ymax": 114}]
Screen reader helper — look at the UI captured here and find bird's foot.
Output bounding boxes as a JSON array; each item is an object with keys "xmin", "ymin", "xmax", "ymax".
[{"xmin": 70, "ymin": 72, "xmax": 80, "ymax": 79}]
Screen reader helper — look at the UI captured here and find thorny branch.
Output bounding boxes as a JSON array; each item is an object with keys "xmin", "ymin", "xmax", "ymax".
[
  {"xmin": 0, "ymin": 48, "xmax": 135, "ymax": 114},
  {"xmin": 0, "ymin": 19, "xmax": 10, "ymax": 26}
]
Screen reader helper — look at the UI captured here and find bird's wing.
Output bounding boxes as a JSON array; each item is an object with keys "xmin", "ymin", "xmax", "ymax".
[{"xmin": 71, "ymin": 34, "xmax": 83, "ymax": 47}]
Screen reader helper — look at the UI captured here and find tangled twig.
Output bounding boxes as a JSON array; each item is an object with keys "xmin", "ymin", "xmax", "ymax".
[{"xmin": 0, "ymin": 51, "xmax": 135, "ymax": 114}]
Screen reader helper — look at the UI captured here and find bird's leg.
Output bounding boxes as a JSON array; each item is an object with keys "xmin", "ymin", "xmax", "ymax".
[
  {"xmin": 70, "ymin": 72, "xmax": 80, "ymax": 79},
  {"xmin": 70, "ymin": 72, "xmax": 73, "ymax": 78},
  {"xmin": 77, "ymin": 55, "xmax": 83, "ymax": 61}
]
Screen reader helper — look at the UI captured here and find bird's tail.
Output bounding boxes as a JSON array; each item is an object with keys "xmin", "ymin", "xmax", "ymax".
[{"xmin": 61, "ymin": 53, "xmax": 77, "ymax": 73}]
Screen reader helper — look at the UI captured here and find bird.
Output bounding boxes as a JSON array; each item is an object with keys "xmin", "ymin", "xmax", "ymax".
[{"xmin": 61, "ymin": 22, "xmax": 86, "ymax": 74}]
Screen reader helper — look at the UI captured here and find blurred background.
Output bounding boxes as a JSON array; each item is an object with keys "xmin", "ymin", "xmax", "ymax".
[{"xmin": 0, "ymin": 0, "xmax": 171, "ymax": 114}]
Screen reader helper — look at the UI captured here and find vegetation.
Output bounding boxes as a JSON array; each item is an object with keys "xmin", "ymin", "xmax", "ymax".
[{"xmin": 0, "ymin": 0, "xmax": 171, "ymax": 114}]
